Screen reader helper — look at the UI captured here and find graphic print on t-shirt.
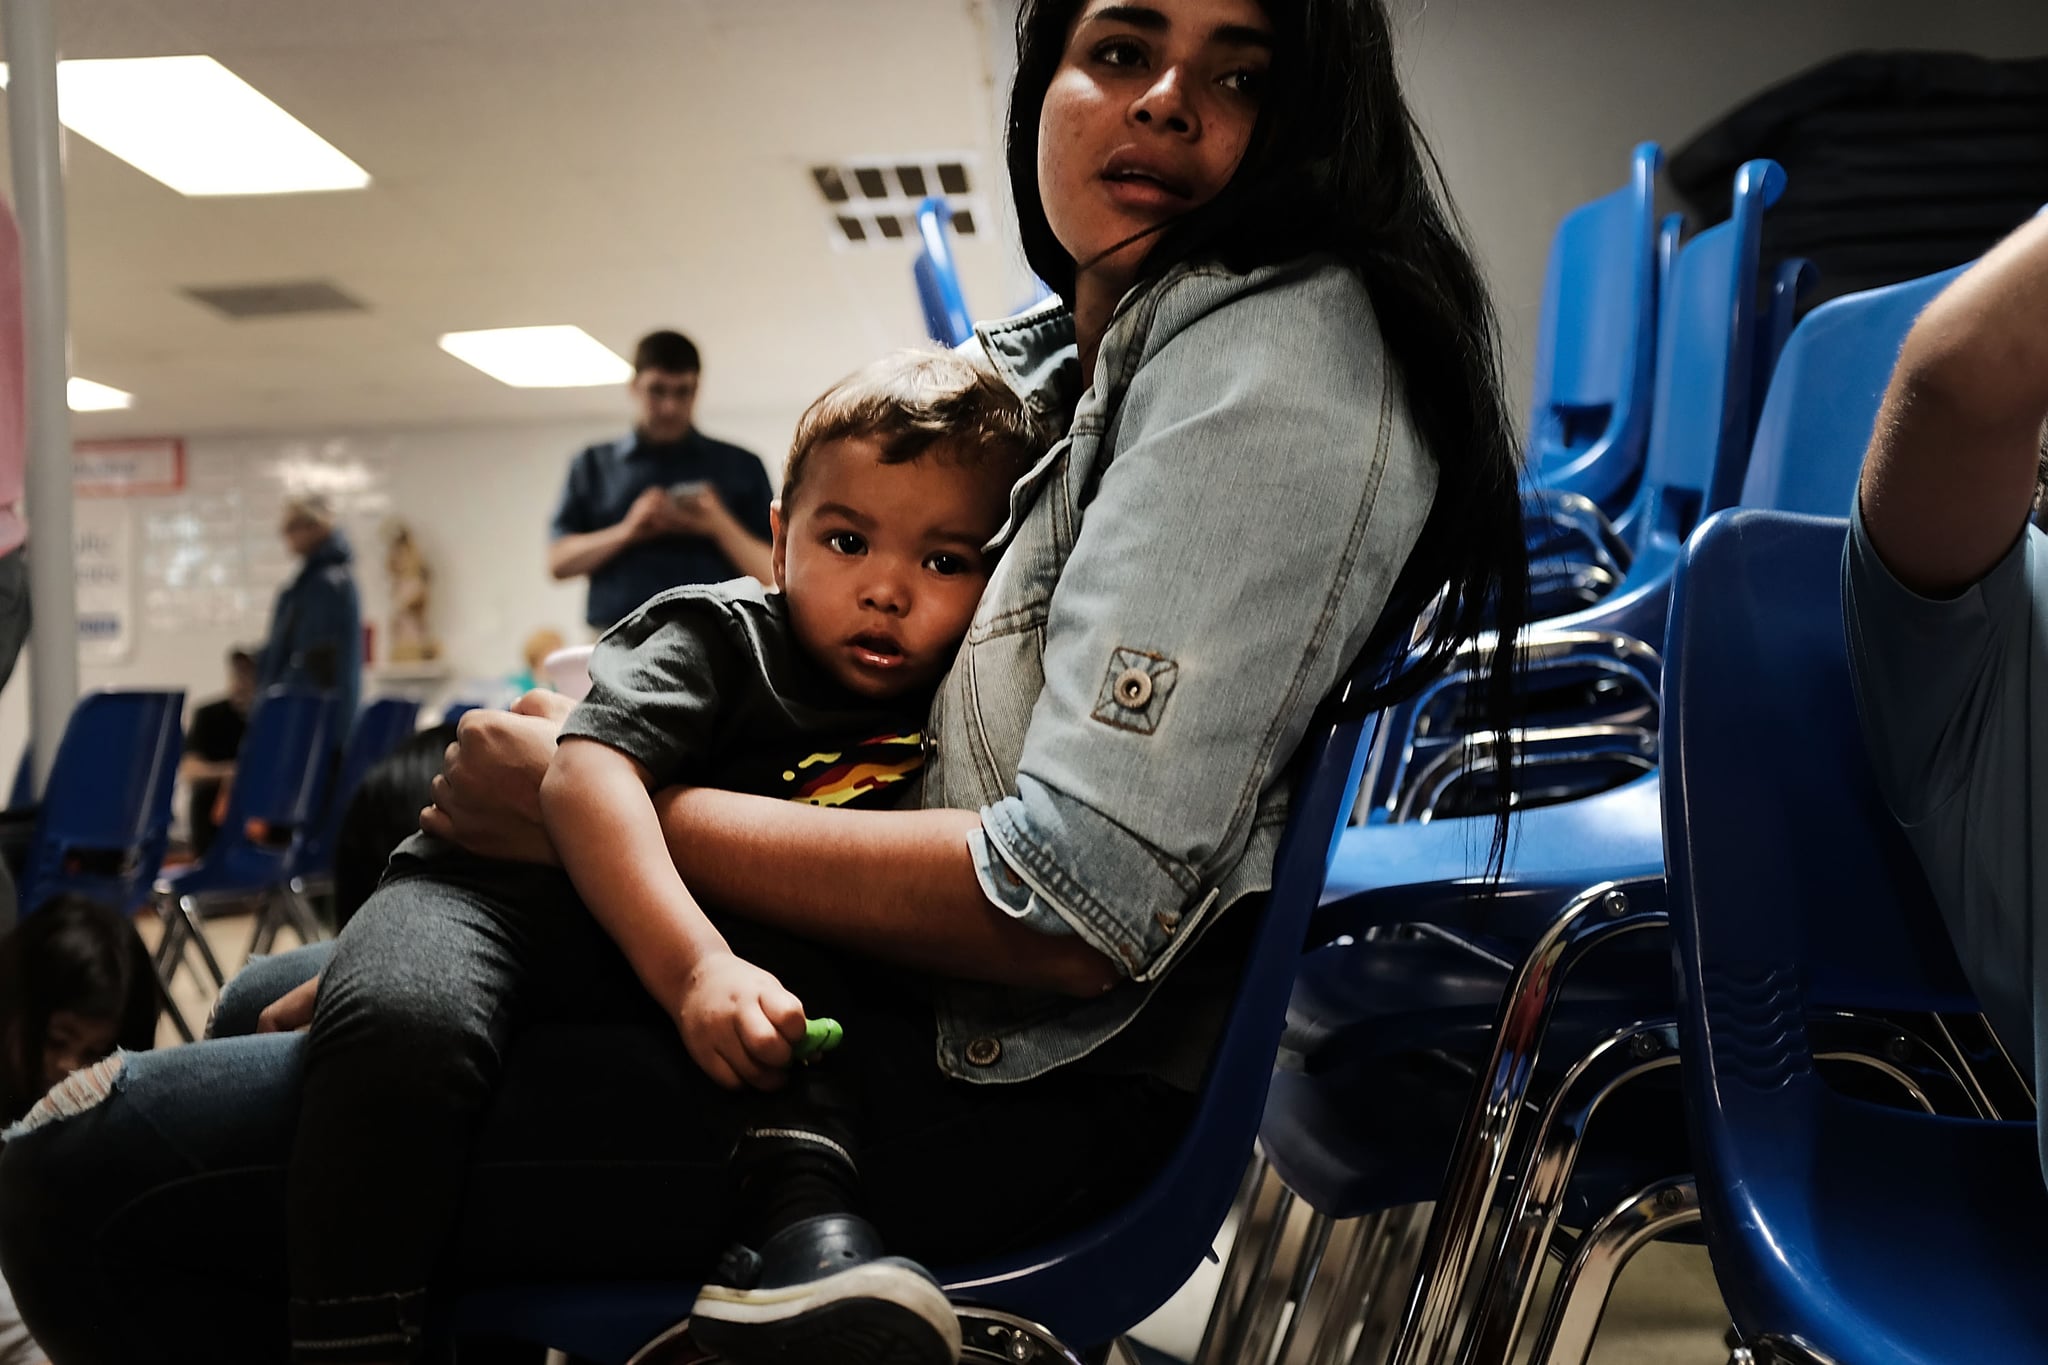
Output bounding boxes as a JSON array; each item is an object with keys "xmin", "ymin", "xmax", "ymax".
[{"xmin": 715, "ymin": 729, "xmax": 927, "ymax": 809}]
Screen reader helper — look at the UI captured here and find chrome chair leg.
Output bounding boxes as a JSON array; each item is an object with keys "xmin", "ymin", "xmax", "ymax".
[
  {"xmin": 1351, "ymin": 1205, "xmax": 1432, "ymax": 1365},
  {"xmin": 1268, "ymin": 1210, "xmax": 1337, "ymax": 1364},
  {"xmin": 1525, "ymin": 1177, "xmax": 1700, "ymax": 1365},
  {"xmin": 1462, "ymin": 1021, "xmax": 1680, "ymax": 1364},
  {"xmin": 1387, "ymin": 880, "xmax": 1665, "ymax": 1365},
  {"xmin": 1294, "ymin": 1212, "xmax": 1386, "ymax": 1365},
  {"xmin": 956, "ymin": 1308, "xmax": 1090, "ymax": 1364},
  {"xmin": 1197, "ymin": 1153, "xmax": 1282, "ymax": 1365},
  {"xmin": 176, "ymin": 894, "xmax": 230, "ymax": 987},
  {"xmin": 1222, "ymin": 1186, "xmax": 1309, "ymax": 1365}
]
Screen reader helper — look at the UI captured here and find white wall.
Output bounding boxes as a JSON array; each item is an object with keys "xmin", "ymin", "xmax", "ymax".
[
  {"xmin": 1394, "ymin": 0, "xmax": 2048, "ymax": 418},
  {"xmin": 0, "ymin": 404, "xmax": 799, "ymax": 779}
]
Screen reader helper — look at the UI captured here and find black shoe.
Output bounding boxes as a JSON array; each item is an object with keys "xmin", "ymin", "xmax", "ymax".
[{"xmin": 635, "ymin": 1214, "xmax": 960, "ymax": 1365}]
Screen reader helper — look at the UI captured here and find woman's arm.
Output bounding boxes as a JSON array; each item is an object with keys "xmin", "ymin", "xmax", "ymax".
[
  {"xmin": 418, "ymin": 694, "xmax": 1117, "ymax": 998},
  {"xmin": 652, "ymin": 786, "xmax": 1120, "ymax": 998}
]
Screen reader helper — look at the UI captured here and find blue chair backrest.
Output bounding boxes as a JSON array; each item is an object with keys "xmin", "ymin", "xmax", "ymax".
[
  {"xmin": 221, "ymin": 688, "xmax": 335, "ymax": 836},
  {"xmin": 1614, "ymin": 159, "xmax": 1784, "ymax": 582},
  {"xmin": 1740, "ymin": 265, "xmax": 1968, "ymax": 519},
  {"xmin": 1664, "ymin": 510, "xmax": 1975, "ymax": 1042},
  {"xmin": 913, "ymin": 196, "xmax": 973, "ymax": 348},
  {"xmin": 1526, "ymin": 143, "xmax": 1663, "ymax": 513},
  {"xmin": 294, "ymin": 696, "xmax": 421, "ymax": 877},
  {"xmin": 941, "ymin": 668, "xmax": 1385, "ymax": 1342},
  {"xmin": 20, "ymin": 689, "xmax": 185, "ymax": 914},
  {"xmin": 1662, "ymin": 510, "xmax": 1998, "ymax": 1342}
]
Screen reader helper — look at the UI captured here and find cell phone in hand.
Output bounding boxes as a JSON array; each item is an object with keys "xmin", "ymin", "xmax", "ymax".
[{"xmin": 668, "ymin": 480, "xmax": 708, "ymax": 503}]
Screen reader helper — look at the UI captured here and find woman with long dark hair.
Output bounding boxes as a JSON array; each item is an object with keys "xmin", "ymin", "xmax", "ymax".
[{"xmin": 0, "ymin": 3, "xmax": 1525, "ymax": 1361}]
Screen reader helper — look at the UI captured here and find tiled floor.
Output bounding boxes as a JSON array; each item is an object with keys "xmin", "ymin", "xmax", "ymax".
[{"xmin": 149, "ymin": 910, "xmax": 1733, "ymax": 1364}]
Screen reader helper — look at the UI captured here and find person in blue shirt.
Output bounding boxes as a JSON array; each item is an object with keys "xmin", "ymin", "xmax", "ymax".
[
  {"xmin": 548, "ymin": 330, "xmax": 775, "ymax": 630},
  {"xmin": 259, "ymin": 494, "xmax": 362, "ymax": 741},
  {"xmin": 1845, "ymin": 211, "xmax": 2048, "ymax": 1180}
]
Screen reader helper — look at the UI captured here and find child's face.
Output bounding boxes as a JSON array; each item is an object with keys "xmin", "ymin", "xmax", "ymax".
[
  {"xmin": 773, "ymin": 436, "xmax": 1009, "ymax": 699},
  {"xmin": 43, "ymin": 1009, "xmax": 118, "ymax": 1091}
]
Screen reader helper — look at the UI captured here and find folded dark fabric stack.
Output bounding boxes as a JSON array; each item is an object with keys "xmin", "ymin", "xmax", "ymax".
[{"xmin": 1672, "ymin": 51, "xmax": 2048, "ymax": 308}]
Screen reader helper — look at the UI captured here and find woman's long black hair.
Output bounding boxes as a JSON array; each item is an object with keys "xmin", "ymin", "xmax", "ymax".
[
  {"xmin": 1008, "ymin": 0, "xmax": 1531, "ymax": 869},
  {"xmin": 0, "ymin": 895, "xmax": 157, "ymax": 1126}
]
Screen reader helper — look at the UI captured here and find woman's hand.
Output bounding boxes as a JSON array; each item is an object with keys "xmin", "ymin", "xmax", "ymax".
[
  {"xmin": 256, "ymin": 973, "xmax": 321, "ymax": 1033},
  {"xmin": 419, "ymin": 690, "xmax": 575, "ymax": 864},
  {"xmin": 675, "ymin": 952, "xmax": 808, "ymax": 1092}
]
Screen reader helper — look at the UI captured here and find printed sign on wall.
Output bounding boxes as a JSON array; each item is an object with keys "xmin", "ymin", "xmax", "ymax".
[
  {"xmin": 74, "ymin": 500, "xmax": 134, "ymax": 664},
  {"xmin": 76, "ymin": 437, "xmax": 186, "ymax": 497}
]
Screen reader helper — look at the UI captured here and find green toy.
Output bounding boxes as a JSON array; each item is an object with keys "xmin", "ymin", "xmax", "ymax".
[{"xmin": 793, "ymin": 1017, "xmax": 843, "ymax": 1063}]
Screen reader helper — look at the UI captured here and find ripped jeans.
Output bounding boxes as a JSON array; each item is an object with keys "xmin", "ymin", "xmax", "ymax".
[{"xmin": 0, "ymin": 881, "xmax": 1190, "ymax": 1365}]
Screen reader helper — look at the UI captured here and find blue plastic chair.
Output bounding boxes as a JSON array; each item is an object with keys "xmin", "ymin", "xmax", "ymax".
[
  {"xmin": 1740, "ymin": 264, "xmax": 1968, "ymax": 519},
  {"xmin": 294, "ymin": 696, "xmax": 420, "ymax": 877},
  {"xmin": 439, "ymin": 699, "xmax": 484, "ymax": 726},
  {"xmin": 439, "ymin": 665, "xmax": 1394, "ymax": 1361},
  {"xmin": 269, "ymin": 696, "xmax": 421, "ymax": 949},
  {"xmin": 17, "ymin": 690, "xmax": 185, "ymax": 920},
  {"xmin": 913, "ymin": 196, "xmax": 974, "ymax": 348},
  {"xmin": 1663, "ymin": 509, "xmax": 2047, "ymax": 1362},
  {"xmin": 1524, "ymin": 143, "xmax": 1664, "ymax": 517},
  {"xmin": 1365, "ymin": 161, "xmax": 1784, "ymax": 826},
  {"xmin": 151, "ymin": 688, "xmax": 335, "ymax": 1033}
]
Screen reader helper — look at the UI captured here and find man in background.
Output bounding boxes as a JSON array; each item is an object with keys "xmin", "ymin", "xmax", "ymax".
[
  {"xmin": 181, "ymin": 647, "xmax": 257, "ymax": 857},
  {"xmin": 260, "ymin": 493, "xmax": 362, "ymax": 743},
  {"xmin": 548, "ymin": 330, "xmax": 774, "ymax": 631}
]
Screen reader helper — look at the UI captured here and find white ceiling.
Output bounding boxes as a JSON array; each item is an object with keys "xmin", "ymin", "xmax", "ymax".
[{"xmin": 2, "ymin": 0, "xmax": 1024, "ymax": 441}]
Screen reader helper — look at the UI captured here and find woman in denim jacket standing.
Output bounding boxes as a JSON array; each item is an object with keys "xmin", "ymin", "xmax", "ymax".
[{"xmin": 0, "ymin": 1, "xmax": 1529, "ymax": 1360}]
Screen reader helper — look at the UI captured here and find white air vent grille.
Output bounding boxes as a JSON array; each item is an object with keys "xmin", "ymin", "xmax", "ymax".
[{"xmin": 810, "ymin": 155, "xmax": 984, "ymax": 249}]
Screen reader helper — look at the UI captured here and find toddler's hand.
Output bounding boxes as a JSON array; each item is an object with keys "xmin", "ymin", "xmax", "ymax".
[{"xmin": 676, "ymin": 953, "xmax": 808, "ymax": 1091}]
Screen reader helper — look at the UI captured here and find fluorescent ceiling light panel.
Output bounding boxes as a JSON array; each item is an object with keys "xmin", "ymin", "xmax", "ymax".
[
  {"xmin": 68, "ymin": 378, "xmax": 133, "ymax": 412},
  {"xmin": 437, "ymin": 326, "xmax": 633, "ymax": 389},
  {"xmin": 0, "ymin": 56, "xmax": 370, "ymax": 196}
]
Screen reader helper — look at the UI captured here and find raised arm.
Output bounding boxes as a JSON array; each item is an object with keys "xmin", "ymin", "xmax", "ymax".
[{"xmin": 1860, "ymin": 213, "xmax": 2048, "ymax": 596}]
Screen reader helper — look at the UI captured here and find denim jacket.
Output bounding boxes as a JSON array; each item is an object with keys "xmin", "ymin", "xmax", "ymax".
[{"xmin": 926, "ymin": 254, "xmax": 1437, "ymax": 1083}]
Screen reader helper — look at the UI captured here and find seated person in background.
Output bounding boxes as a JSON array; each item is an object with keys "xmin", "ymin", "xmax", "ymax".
[
  {"xmin": 0, "ymin": 895, "xmax": 155, "ymax": 1365},
  {"xmin": 0, "ymin": 896, "xmax": 156, "ymax": 1129},
  {"xmin": 548, "ymin": 329, "xmax": 776, "ymax": 631},
  {"xmin": 285, "ymin": 347, "xmax": 1038, "ymax": 1365},
  {"xmin": 508, "ymin": 628, "xmax": 565, "ymax": 695},
  {"xmin": 181, "ymin": 647, "xmax": 258, "ymax": 857},
  {"xmin": 1845, "ymin": 212, "xmax": 2048, "ymax": 1178}
]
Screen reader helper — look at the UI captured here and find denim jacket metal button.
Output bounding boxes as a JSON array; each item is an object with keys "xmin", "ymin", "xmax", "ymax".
[{"xmin": 924, "ymin": 254, "xmax": 1437, "ymax": 1083}]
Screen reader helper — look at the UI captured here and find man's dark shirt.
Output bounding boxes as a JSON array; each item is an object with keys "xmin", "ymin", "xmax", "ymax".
[
  {"xmin": 184, "ymin": 696, "xmax": 248, "ymax": 856},
  {"xmin": 550, "ymin": 430, "xmax": 773, "ymax": 629}
]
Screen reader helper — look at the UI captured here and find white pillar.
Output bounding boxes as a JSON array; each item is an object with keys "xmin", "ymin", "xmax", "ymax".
[{"xmin": 2, "ymin": 0, "xmax": 78, "ymax": 793}]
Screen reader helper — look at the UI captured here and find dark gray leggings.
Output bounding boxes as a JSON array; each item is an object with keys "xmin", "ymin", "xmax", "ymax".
[{"xmin": 284, "ymin": 868, "xmax": 1189, "ymax": 1363}]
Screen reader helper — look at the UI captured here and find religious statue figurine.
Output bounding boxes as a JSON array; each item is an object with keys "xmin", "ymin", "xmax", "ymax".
[{"xmin": 384, "ymin": 519, "xmax": 440, "ymax": 663}]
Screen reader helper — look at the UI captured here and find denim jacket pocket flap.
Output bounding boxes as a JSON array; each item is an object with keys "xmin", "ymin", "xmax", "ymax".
[{"xmin": 1091, "ymin": 648, "xmax": 1179, "ymax": 735}]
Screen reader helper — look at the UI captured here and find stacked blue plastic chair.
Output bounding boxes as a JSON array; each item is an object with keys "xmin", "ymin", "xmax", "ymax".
[
  {"xmin": 1356, "ymin": 159, "xmax": 1785, "ymax": 836},
  {"xmin": 914, "ymin": 196, "xmax": 974, "ymax": 348},
  {"xmin": 437, "ymin": 660, "xmax": 1395, "ymax": 1362},
  {"xmin": 1523, "ymin": 143, "xmax": 1662, "ymax": 516},
  {"xmin": 152, "ymin": 687, "xmax": 335, "ymax": 1033},
  {"xmin": 268, "ymin": 695, "xmax": 422, "ymax": 953},
  {"xmin": 1665, "ymin": 509, "xmax": 2048, "ymax": 1361},
  {"xmin": 1740, "ymin": 263, "xmax": 1967, "ymax": 518}
]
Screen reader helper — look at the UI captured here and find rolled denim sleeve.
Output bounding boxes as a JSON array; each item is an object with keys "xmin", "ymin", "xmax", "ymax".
[{"xmin": 979, "ymin": 268, "xmax": 1437, "ymax": 979}]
